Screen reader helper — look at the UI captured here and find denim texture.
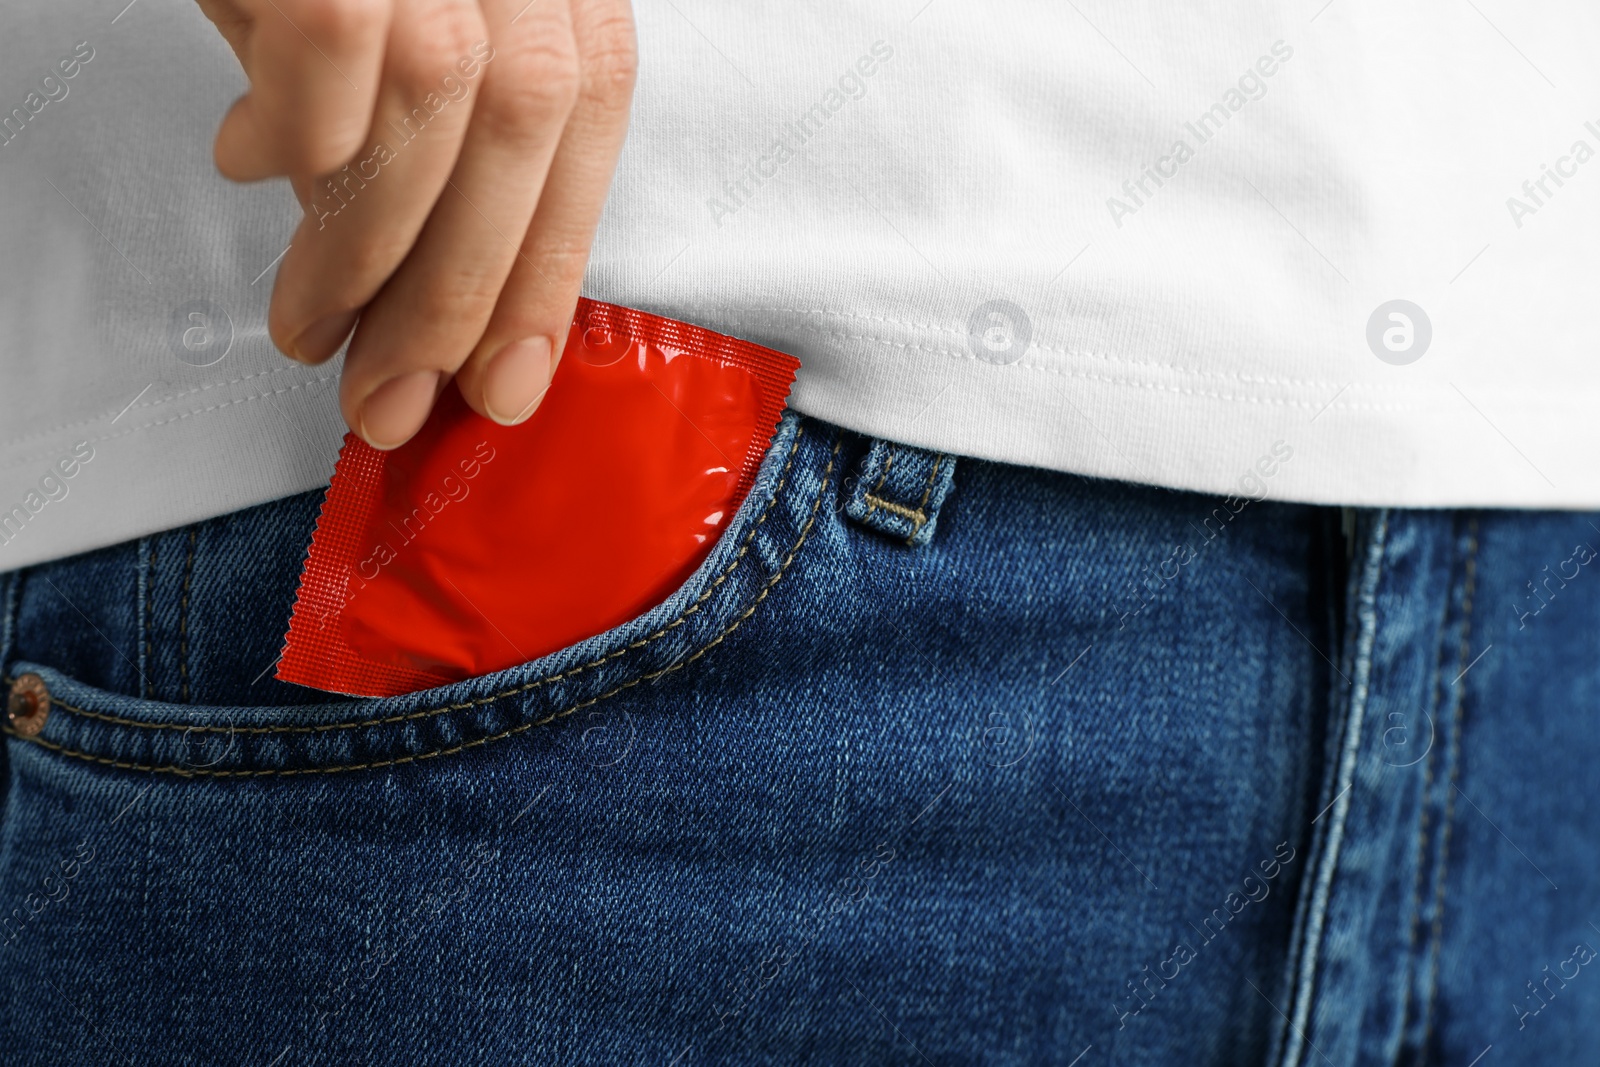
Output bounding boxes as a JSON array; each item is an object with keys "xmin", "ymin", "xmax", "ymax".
[{"xmin": 0, "ymin": 412, "xmax": 1597, "ymax": 1065}]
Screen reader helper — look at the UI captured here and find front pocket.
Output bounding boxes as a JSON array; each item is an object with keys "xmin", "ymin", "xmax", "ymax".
[{"xmin": 1, "ymin": 414, "xmax": 842, "ymax": 778}]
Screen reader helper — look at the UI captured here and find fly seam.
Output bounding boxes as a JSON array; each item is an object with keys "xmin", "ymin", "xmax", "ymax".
[{"xmin": 1417, "ymin": 516, "xmax": 1479, "ymax": 1062}]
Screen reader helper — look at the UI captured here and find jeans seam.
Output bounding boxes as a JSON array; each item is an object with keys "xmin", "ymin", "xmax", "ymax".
[
  {"xmin": 1395, "ymin": 618, "xmax": 1442, "ymax": 1054},
  {"xmin": 1416, "ymin": 515, "xmax": 1480, "ymax": 1065},
  {"xmin": 1280, "ymin": 508, "xmax": 1391, "ymax": 1067},
  {"xmin": 1, "ymin": 437, "xmax": 840, "ymax": 775}
]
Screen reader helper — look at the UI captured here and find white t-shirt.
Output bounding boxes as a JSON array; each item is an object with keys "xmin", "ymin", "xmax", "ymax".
[{"xmin": 2, "ymin": 1, "xmax": 1598, "ymax": 569}]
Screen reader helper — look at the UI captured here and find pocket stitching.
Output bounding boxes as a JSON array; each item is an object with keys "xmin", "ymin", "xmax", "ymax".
[
  {"xmin": 3, "ymin": 436, "xmax": 840, "ymax": 777},
  {"xmin": 20, "ymin": 426, "xmax": 810, "ymax": 737}
]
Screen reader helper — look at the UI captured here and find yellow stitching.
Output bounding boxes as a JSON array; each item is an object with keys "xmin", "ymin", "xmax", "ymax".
[
  {"xmin": 23, "ymin": 427, "xmax": 809, "ymax": 737},
  {"xmin": 859, "ymin": 494, "xmax": 925, "ymax": 527},
  {"xmin": 914, "ymin": 455, "xmax": 945, "ymax": 514},
  {"xmin": 902, "ymin": 454, "xmax": 946, "ymax": 545},
  {"xmin": 859, "ymin": 449, "xmax": 946, "ymax": 545},
  {"xmin": 860, "ymin": 448, "xmax": 896, "ymax": 520},
  {"xmin": 3, "ymin": 439, "xmax": 840, "ymax": 777}
]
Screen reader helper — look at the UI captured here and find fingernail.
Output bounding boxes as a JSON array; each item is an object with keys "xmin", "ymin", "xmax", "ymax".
[
  {"xmin": 291, "ymin": 310, "xmax": 359, "ymax": 363},
  {"xmin": 483, "ymin": 337, "xmax": 553, "ymax": 425},
  {"xmin": 358, "ymin": 370, "xmax": 443, "ymax": 450}
]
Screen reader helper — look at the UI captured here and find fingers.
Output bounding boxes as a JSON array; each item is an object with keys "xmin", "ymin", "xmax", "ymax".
[
  {"xmin": 209, "ymin": 0, "xmax": 638, "ymax": 450},
  {"xmin": 452, "ymin": 0, "xmax": 637, "ymax": 428},
  {"xmin": 336, "ymin": 0, "xmax": 580, "ymax": 448},
  {"xmin": 265, "ymin": 0, "xmax": 488, "ymax": 369},
  {"xmin": 212, "ymin": 0, "xmax": 390, "ymax": 181}
]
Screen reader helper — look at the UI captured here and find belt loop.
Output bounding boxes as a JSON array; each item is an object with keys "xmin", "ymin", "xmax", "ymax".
[{"xmin": 844, "ymin": 439, "xmax": 957, "ymax": 547}]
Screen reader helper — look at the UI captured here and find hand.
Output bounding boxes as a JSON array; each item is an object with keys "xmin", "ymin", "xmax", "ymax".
[{"xmin": 197, "ymin": 0, "xmax": 638, "ymax": 449}]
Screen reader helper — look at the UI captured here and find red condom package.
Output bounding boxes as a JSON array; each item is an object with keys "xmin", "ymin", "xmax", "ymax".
[{"xmin": 277, "ymin": 298, "xmax": 800, "ymax": 697}]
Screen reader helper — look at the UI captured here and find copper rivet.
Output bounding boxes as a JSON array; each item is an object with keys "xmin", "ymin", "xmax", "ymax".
[{"xmin": 7, "ymin": 673, "xmax": 50, "ymax": 738}]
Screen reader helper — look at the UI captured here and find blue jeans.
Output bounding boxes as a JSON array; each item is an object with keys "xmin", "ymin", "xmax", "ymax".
[{"xmin": 2, "ymin": 412, "xmax": 1597, "ymax": 1065}]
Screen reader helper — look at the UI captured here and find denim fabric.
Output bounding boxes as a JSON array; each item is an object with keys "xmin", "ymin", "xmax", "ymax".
[
  {"xmin": 0, "ymin": 413, "xmax": 1596, "ymax": 1066},
  {"xmin": 843, "ymin": 438, "xmax": 957, "ymax": 547}
]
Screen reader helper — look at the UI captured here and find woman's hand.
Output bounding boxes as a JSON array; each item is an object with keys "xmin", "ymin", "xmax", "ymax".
[{"xmin": 197, "ymin": 0, "xmax": 637, "ymax": 448}]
